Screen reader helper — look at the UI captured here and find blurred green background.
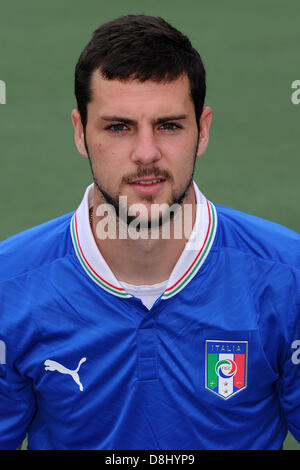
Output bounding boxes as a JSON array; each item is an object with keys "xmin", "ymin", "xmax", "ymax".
[{"xmin": 0, "ymin": 0, "xmax": 299, "ymax": 450}]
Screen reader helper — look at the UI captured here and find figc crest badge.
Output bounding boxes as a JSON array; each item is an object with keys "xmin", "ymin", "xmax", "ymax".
[{"xmin": 205, "ymin": 340, "xmax": 248, "ymax": 400}]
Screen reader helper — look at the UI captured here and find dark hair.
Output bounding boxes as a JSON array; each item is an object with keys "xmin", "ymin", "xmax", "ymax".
[{"xmin": 74, "ymin": 15, "xmax": 206, "ymax": 130}]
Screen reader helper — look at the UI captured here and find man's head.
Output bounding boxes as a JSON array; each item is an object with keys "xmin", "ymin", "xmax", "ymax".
[{"xmin": 72, "ymin": 15, "xmax": 212, "ymax": 227}]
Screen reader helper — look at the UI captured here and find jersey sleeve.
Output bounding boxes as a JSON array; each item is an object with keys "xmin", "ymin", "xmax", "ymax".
[
  {"xmin": 251, "ymin": 246, "xmax": 300, "ymax": 444},
  {"xmin": 0, "ymin": 357, "xmax": 36, "ymax": 449},
  {"xmin": 279, "ymin": 296, "xmax": 300, "ymax": 442}
]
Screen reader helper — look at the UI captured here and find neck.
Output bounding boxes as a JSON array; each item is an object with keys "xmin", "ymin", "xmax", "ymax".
[{"xmin": 90, "ymin": 185, "xmax": 197, "ymax": 285}]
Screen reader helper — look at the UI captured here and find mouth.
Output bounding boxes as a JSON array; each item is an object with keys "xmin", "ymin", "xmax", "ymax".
[
  {"xmin": 130, "ymin": 177, "xmax": 165, "ymax": 185},
  {"xmin": 128, "ymin": 177, "xmax": 166, "ymax": 195}
]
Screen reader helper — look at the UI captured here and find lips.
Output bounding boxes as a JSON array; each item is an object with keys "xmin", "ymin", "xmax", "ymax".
[
  {"xmin": 130, "ymin": 178, "xmax": 165, "ymax": 185},
  {"xmin": 128, "ymin": 177, "xmax": 166, "ymax": 195}
]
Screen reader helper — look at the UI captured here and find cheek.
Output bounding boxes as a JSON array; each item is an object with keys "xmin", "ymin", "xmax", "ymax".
[
  {"xmin": 173, "ymin": 147, "xmax": 195, "ymax": 174},
  {"xmin": 96, "ymin": 140, "xmax": 119, "ymax": 158}
]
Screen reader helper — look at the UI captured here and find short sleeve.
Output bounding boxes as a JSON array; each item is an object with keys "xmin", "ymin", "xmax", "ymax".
[{"xmin": 0, "ymin": 362, "xmax": 36, "ymax": 449}]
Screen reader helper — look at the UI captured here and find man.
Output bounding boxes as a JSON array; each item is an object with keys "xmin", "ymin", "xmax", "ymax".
[{"xmin": 0, "ymin": 15, "xmax": 299, "ymax": 450}]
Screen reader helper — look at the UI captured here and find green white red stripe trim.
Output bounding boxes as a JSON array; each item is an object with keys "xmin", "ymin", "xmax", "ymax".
[
  {"xmin": 71, "ymin": 212, "xmax": 131, "ymax": 298},
  {"xmin": 161, "ymin": 200, "xmax": 217, "ymax": 299}
]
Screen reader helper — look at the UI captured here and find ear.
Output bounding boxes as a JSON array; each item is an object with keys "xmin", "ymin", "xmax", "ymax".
[
  {"xmin": 71, "ymin": 109, "xmax": 89, "ymax": 158},
  {"xmin": 196, "ymin": 106, "xmax": 212, "ymax": 157}
]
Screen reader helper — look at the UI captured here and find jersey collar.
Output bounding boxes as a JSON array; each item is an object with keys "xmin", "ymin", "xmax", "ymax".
[{"xmin": 70, "ymin": 181, "xmax": 217, "ymax": 300}]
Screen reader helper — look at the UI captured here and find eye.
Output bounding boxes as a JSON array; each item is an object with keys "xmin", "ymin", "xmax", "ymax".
[
  {"xmin": 106, "ymin": 123, "xmax": 128, "ymax": 133},
  {"xmin": 160, "ymin": 122, "xmax": 181, "ymax": 131}
]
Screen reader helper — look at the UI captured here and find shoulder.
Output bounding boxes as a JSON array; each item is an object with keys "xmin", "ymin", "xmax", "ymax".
[
  {"xmin": 0, "ymin": 211, "xmax": 75, "ymax": 283},
  {"xmin": 214, "ymin": 203, "xmax": 300, "ymax": 270},
  {"xmin": 213, "ymin": 204, "xmax": 300, "ymax": 369},
  {"xmin": 0, "ymin": 212, "xmax": 76, "ymax": 364}
]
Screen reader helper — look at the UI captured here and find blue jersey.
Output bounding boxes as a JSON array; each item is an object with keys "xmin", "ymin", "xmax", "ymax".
[{"xmin": 0, "ymin": 183, "xmax": 299, "ymax": 450}]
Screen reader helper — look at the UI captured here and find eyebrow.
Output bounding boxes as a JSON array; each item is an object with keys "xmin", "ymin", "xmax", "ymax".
[{"xmin": 99, "ymin": 115, "xmax": 188, "ymax": 125}]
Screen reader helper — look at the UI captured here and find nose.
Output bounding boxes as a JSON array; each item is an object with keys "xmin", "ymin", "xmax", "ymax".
[{"xmin": 130, "ymin": 128, "xmax": 162, "ymax": 165}]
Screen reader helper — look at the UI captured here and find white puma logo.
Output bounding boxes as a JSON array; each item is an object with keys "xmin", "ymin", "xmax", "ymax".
[{"xmin": 44, "ymin": 357, "xmax": 86, "ymax": 391}]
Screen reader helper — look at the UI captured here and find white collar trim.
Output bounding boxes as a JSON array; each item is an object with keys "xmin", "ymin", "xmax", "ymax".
[{"xmin": 70, "ymin": 181, "xmax": 217, "ymax": 299}]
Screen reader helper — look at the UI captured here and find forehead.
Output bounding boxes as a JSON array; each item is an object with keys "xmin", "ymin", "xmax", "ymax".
[{"xmin": 88, "ymin": 71, "xmax": 194, "ymax": 116}]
